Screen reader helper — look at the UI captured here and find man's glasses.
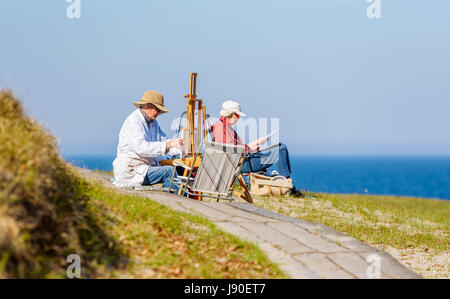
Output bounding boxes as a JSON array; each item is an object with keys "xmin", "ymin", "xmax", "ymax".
[{"xmin": 148, "ymin": 104, "xmax": 161, "ymax": 113}]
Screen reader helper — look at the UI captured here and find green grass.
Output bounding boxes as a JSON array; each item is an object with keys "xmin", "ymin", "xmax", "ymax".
[{"xmin": 308, "ymin": 192, "xmax": 449, "ymax": 251}]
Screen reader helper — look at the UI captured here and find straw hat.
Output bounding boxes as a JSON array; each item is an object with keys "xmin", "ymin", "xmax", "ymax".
[{"xmin": 133, "ymin": 91, "xmax": 169, "ymax": 113}]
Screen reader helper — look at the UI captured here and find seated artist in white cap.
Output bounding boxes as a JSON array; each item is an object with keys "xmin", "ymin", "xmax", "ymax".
[
  {"xmin": 113, "ymin": 91, "xmax": 183, "ymax": 189},
  {"xmin": 211, "ymin": 100, "xmax": 292, "ymax": 178}
]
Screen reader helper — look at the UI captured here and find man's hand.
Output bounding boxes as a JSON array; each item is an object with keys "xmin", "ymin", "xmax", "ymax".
[
  {"xmin": 247, "ymin": 140, "xmax": 259, "ymax": 152},
  {"xmin": 247, "ymin": 136, "xmax": 270, "ymax": 152},
  {"xmin": 166, "ymin": 138, "xmax": 184, "ymax": 150}
]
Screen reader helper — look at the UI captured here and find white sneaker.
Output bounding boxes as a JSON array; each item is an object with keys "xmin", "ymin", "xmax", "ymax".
[{"xmin": 269, "ymin": 170, "xmax": 279, "ymax": 177}]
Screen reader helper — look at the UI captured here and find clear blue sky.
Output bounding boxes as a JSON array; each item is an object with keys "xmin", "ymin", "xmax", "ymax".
[{"xmin": 1, "ymin": 0, "xmax": 449, "ymax": 156}]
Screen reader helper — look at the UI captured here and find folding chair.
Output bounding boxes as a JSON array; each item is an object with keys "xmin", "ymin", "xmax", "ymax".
[{"xmin": 168, "ymin": 142, "xmax": 253, "ymax": 203}]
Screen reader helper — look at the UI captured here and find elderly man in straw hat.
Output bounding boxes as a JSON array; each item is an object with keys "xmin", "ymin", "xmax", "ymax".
[{"xmin": 113, "ymin": 91, "xmax": 183, "ymax": 189}]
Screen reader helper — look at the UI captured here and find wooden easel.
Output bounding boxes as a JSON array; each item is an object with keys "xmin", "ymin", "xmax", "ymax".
[
  {"xmin": 160, "ymin": 73, "xmax": 252, "ymax": 203},
  {"xmin": 160, "ymin": 73, "xmax": 205, "ymax": 178}
]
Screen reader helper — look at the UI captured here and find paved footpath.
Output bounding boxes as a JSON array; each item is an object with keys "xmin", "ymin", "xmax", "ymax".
[{"xmin": 79, "ymin": 168, "xmax": 421, "ymax": 279}]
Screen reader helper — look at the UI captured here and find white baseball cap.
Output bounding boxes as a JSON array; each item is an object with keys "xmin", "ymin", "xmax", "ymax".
[{"xmin": 219, "ymin": 100, "xmax": 247, "ymax": 118}]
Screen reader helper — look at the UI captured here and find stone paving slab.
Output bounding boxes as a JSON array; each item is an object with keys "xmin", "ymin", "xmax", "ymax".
[
  {"xmin": 359, "ymin": 251, "xmax": 421, "ymax": 279},
  {"xmin": 295, "ymin": 254, "xmax": 355, "ymax": 279},
  {"xmin": 214, "ymin": 222, "xmax": 319, "ymax": 279},
  {"xmin": 76, "ymin": 168, "xmax": 422, "ymax": 279},
  {"xmin": 327, "ymin": 253, "xmax": 370, "ymax": 279},
  {"xmin": 203, "ymin": 202, "xmax": 282, "ymax": 223},
  {"xmin": 237, "ymin": 222, "xmax": 314, "ymax": 255},
  {"xmin": 267, "ymin": 222, "xmax": 349, "ymax": 253}
]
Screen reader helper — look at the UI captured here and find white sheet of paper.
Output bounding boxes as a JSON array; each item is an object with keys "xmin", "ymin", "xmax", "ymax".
[{"xmin": 261, "ymin": 130, "xmax": 277, "ymax": 140}]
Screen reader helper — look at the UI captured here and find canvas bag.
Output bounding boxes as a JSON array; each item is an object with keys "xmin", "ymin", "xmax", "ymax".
[{"xmin": 249, "ymin": 173, "xmax": 293, "ymax": 197}]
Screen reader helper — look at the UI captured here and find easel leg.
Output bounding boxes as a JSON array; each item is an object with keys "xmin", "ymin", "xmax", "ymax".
[{"xmin": 177, "ymin": 168, "xmax": 188, "ymax": 196}]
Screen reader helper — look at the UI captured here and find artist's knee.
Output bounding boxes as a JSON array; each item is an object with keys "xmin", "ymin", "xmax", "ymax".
[{"xmin": 161, "ymin": 166, "xmax": 175, "ymax": 178}]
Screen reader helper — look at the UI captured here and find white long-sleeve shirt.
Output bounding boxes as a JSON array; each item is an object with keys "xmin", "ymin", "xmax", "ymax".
[{"xmin": 113, "ymin": 109, "xmax": 181, "ymax": 187}]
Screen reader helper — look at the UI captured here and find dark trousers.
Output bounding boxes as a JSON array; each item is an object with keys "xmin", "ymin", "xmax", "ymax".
[{"xmin": 240, "ymin": 143, "xmax": 292, "ymax": 178}]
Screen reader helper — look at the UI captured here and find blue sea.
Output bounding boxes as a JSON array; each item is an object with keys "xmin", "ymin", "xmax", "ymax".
[{"xmin": 65, "ymin": 155, "xmax": 450, "ymax": 201}]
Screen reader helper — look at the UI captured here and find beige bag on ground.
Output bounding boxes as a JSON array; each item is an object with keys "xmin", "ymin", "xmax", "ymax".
[{"xmin": 249, "ymin": 173, "xmax": 293, "ymax": 197}]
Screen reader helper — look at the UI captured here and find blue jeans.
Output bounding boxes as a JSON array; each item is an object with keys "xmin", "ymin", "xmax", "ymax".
[
  {"xmin": 241, "ymin": 143, "xmax": 292, "ymax": 178},
  {"xmin": 143, "ymin": 165, "xmax": 177, "ymax": 191}
]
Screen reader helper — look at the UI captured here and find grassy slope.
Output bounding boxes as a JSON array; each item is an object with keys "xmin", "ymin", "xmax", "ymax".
[
  {"xmin": 0, "ymin": 90, "xmax": 284, "ymax": 278},
  {"xmin": 0, "ymin": 90, "xmax": 122, "ymax": 278},
  {"xmin": 246, "ymin": 191, "xmax": 449, "ymax": 278}
]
